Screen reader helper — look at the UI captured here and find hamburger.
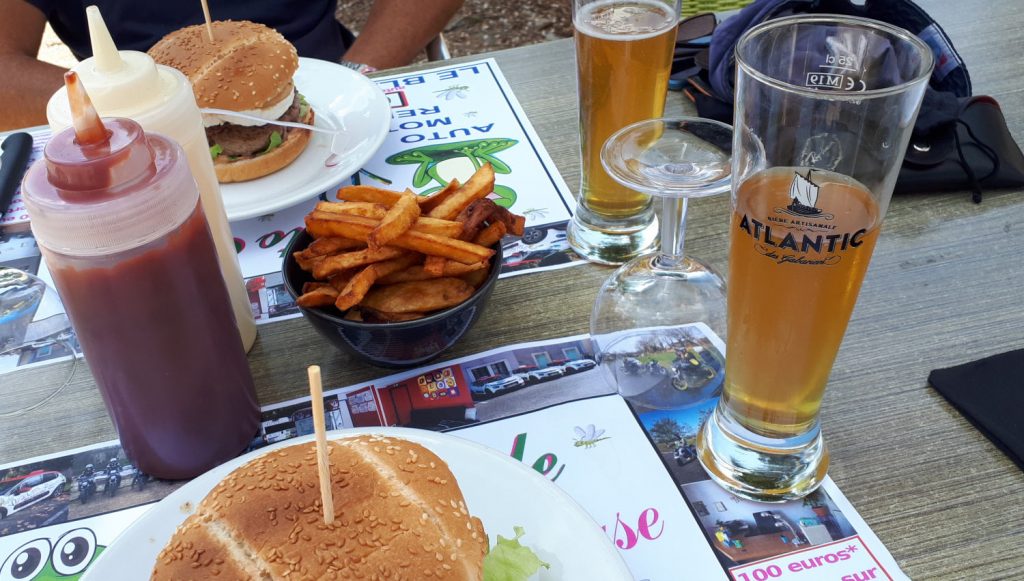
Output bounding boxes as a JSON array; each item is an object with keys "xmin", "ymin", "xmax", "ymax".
[
  {"xmin": 151, "ymin": 436, "xmax": 489, "ymax": 579},
  {"xmin": 149, "ymin": 21, "xmax": 314, "ymax": 183}
]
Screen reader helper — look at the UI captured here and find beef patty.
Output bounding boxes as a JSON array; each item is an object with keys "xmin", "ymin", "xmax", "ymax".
[{"xmin": 206, "ymin": 92, "xmax": 304, "ymax": 157}]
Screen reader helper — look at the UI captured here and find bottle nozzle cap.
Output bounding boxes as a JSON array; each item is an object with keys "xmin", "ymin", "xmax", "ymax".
[
  {"xmin": 64, "ymin": 71, "xmax": 108, "ymax": 145},
  {"xmin": 46, "ymin": 4, "xmax": 186, "ymax": 132},
  {"xmin": 87, "ymin": 5, "xmax": 124, "ymax": 73}
]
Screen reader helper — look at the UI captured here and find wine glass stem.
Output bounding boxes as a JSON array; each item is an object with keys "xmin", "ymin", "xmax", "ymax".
[{"xmin": 658, "ymin": 196, "xmax": 688, "ymax": 268}]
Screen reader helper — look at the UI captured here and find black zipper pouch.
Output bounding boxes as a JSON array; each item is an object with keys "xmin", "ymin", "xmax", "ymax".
[{"xmin": 898, "ymin": 96, "xmax": 1024, "ymax": 201}]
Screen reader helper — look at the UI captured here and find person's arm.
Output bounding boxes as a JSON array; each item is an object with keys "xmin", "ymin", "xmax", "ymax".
[
  {"xmin": 341, "ymin": 0, "xmax": 463, "ymax": 69},
  {"xmin": 0, "ymin": 0, "xmax": 67, "ymax": 131}
]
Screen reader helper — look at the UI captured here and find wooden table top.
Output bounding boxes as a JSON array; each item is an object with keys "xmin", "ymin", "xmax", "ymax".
[{"xmin": 3, "ymin": 1, "xmax": 1023, "ymax": 578}]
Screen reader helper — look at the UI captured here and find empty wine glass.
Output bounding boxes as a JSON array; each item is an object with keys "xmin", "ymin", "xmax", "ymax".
[
  {"xmin": 0, "ymin": 267, "xmax": 79, "ymax": 417},
  {"xmin": 590, "ymin": 118, "xmax": 732, "ymax": 411}
]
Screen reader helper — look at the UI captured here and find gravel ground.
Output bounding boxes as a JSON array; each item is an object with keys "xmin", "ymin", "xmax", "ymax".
[
  {"xmin": 337, "ymin": 0, "xmax": 573, "ymax": 59},
  {"xmin": 39, "ymin": 2, "xmax": 574, "ymax": 68}
]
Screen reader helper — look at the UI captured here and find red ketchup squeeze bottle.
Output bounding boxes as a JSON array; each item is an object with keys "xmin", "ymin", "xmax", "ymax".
[{"xmin": 21, "ymin": 72, "xmax": 258, "ymax": 479}]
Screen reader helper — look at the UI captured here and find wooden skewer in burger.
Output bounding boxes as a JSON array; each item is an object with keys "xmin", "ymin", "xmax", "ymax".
[
  {"xmin": 149, "ymin": 17, "xmax": 315, "ymax": 183},
  {"xmin": 151, "ymin": 368, "xmax": 489, "ymax": 579},
  {"xmin": 307, "ymin": 365, "xmax": 335, "ymax": 526},
  {"xmin": 199, "ymin": 0, "xmax": 215, "ymax": 42}
]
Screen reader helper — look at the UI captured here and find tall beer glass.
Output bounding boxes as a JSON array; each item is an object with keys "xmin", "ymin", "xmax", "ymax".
[
  {"xmin": 568, "ymin": 0, "xmax": 680, "ymax": 265},
  {"xmin": 697, "ymin": 15, "xmax": 933, "ymax": 501}
]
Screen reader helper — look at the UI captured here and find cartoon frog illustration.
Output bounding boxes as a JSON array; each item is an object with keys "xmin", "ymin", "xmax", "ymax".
[
  {"xmin": 385, "ymin": 138, "xmax": 519, "ymax": 208},
  {"xmin": 1, "ymin": 528, "xmax": 104, "ymax": 580}
]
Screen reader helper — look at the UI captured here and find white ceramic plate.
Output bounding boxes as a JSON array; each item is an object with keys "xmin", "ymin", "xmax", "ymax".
[
  {"xmin": 219, "ymin": 58, "xmax": 391, "ymax": 221},
  {"xmin": 83, "ymin": 427, "xmax": 632, "ymax": 580}
]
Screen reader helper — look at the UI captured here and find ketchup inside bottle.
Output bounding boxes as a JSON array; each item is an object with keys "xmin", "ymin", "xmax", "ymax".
[
  {"xmin": 46, "ymin": 206, "xmax": 259, "ymax": 479},
  {"xmin": 23, "ymin": 72, "xmax": 258, "ymax": 479}
]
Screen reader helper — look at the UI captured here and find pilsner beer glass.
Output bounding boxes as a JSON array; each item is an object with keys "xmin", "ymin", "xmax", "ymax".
[
  {"xmin": 568, "ymin": 0, "xmax": 681, "ymax": 265},
  {"xmin": 697, "ymin": 15, "xmax": 933, "ymax": 501}
]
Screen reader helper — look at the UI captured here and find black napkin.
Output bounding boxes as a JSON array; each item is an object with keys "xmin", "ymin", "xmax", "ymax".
[{"xmin": 928, "ymin": 350, "xmax": 1024, "ymax": 470}]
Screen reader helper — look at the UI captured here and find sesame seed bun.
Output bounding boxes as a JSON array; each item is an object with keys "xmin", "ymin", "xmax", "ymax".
[
  {"xmin": 148, "ymin": 20, "xmax": 299, "ymax": 111},
  {"xmin": 151, "ymin": 435, "xmax": 488, "ymax": 580},
  {"xmin": 213, "ymin": 107, "xmax": 315, "ymax": 183}
]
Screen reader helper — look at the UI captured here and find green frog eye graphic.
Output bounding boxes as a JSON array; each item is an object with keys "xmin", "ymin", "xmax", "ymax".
[
  {"xmin": 0, "ymin": 538, "xmax": 50, "ymax": 580},
  {"xmin": 0, "ymin": 529, "xmax": 103, "ymax": 580},
  {"xmin": 385, "ymin": 138, "xmax": 519, "ymax": 208},
  {"xmin": 50, "ymin": 529, "xmax": 97, "ymax": 577}
]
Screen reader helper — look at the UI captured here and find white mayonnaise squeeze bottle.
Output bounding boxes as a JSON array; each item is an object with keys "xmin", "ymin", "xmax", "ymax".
[{"xmin": 45, "ymin": 5, "xmax": 257, "ymax": 351}]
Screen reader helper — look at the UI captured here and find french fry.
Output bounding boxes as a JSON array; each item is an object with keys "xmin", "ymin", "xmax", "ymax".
[
  {"xmin": 441, "ymin": 260, "xmax": 489, "ymax": 276},
  {"xmin": 327, "ymin": 270, "xmax": 357, "ymax": 291},
  {"xmin": 302, "ymin": 282, "xmax": 330, "ymax": 293},
  {"xmin": 359, "ymin": 307, "xmax": 427, "ymax": 323},
  {"xmin": 334, "ymin": 254, "xmax": 420, "ymax": 311},
  {"xmin": 473, "ymin": 221, "xmax": 507, "ymax": 248},
  {"xmin": 334, "ymin": 267, "xmax": 378, "ymax": 311},
  {"xmin": 489, "ymin": 204, "xmax": 527, "ymax": 236},
  {"xmin": 360, "ymin": 278, "xmax": 474, "ymax": 313},
  {"xmin": 423, "ymin": 255, "xmax": 446, "ymax": 277},
  {"xmin": 455, "ymin": 198, "xmax": 500, "ymax": 242},
  {"xmin": 416, "ymin": 179, "xmax": 460, "ymax": 213},
  {"xmin": 297, "ymin": 284, "xmax": 340, "ymax": 308},
  {"xmin": 416, "ymin": 217, "xmax": 464, "ymax": 238},
  {"xmin": 336, "ymin": 185, "xmax": 405, "ymax": 205},
  {"xmin": 368, "ymin": 191, "xmax": 421, "ymax": 250},
  {"xmin": 392, "ymin": 231, "xmax": 493, "ymax": 264},
  {"xmin": 343, "ymin": 308, "xmax": 364, "ymax": 322},
  {"xmin": 509, "ymin": 214, "xmax": 526, "ymax": 236},
  {"xmin": 307, "ymin": 211, "xmax": 463, "ymax": 239},
  {"xmin": 293, "ymin": 251, "xmax": 325, "ymax": 272},
  {"xmin": 312, "ymin": 246, "xmax": 406, "ymax": 280},
  {"xmin": 459, "ymin": 268, "xmax": 490, "ymax": 289},
  {"xmin": 376, "ymin": 265, "xmax": 433, "ymax": 284},
  {"xmin": 316, "ymin": 201, "xmax": 389, "ymax": 219},
  {"xmin": 377, "ymin": 260, "xmax": 488, "ymax": 284},
  {"xmin": 337, "ymin": 182, "xmax": 461, "ymax": 211},
  {"xmin": 306, "ymin": 236, "xmax": 365, "ymax": 256},
  {"xmin": 376, "ymin": 254, "xmax": 421, "ymax": 278},
  {"xmin": 319, "ymin": 198, "xmax": 462, "ymax": 233},
  {"xmin": 294, "ymin": 235, "xmax": 367, "ymax": 272},
  {"xmin": 427, "ymin": 163, "xmax": 495, "ymax": 220},
  {"xmin": 305, "ymin": 213, "xmax": 493, "ymax": 264}
]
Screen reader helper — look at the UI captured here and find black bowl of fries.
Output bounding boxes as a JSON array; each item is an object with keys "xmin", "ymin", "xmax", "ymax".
[{"xmin": 283, "ymin": 165, "xmax": 519, "ymax": 367}]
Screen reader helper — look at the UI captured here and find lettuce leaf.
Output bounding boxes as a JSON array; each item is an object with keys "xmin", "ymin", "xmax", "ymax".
[
  {"xmin": 482, "ymin": 526, "xmax": 549, "ymax": 581},
  {"xmin": 298, "ymin": 93, "xmax": 310, "ymax": 119},
  {"xmin": 262, "ymin": 131, "xmax": 283, "ymax": 154},
  {"xmin": 209, "ymin": 144, "xmax": 223, "ymax": 159}
]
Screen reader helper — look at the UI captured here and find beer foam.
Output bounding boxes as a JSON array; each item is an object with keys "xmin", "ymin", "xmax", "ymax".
[{"xmin": 574, "ymin": 0, "xmax": 677, "ymax": 41}]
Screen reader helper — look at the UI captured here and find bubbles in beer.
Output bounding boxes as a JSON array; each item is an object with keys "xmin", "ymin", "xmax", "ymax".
[
  {"xmin": 575, "ymin": 0, "xmax": 677, "ymax": 40},
  {"xmin": 574, "ymin": 0, "xmax": 677, "ymax": 218},
  {"xmin": 723, "ymin": 168, "xmax": 881, "ymax": 437}
]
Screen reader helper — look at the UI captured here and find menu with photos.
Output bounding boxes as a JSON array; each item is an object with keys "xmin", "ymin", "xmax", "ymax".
[
  {"xmin": 0, "ymin": 58, "xmax": 583, "ymax": 375},
  {"xmin": 0, "ymin": 332, "xmax": 907, "ymax": 580}
]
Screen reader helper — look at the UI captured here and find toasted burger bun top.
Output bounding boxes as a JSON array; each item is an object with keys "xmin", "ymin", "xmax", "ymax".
[
  {"xmin": 152, "ymin": 435, "xmax": 488, "ymax": 580},
  {"xmin": 148, "ymin": 20, "xmax": 299, "ymax": 111}
]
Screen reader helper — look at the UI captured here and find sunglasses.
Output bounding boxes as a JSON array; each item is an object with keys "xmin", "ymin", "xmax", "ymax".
[
  {"xmin": 677, "ymin": 12, "xmax": 717, "ymax": 47},
  {"xmin": 670, "ymin": 13, "xmax": 717, "ymax": 90}
]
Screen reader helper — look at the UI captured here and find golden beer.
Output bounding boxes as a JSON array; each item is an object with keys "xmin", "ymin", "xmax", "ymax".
[
  {"xmin": 722, "ymin": 168, "xmax": 881, "ymax": 437},
  {"xmin": 699, "ymin": 15, "xmax": 933, "ymax": 501},
  {"xmin": 575, "ymin": 0, "xmax": 676, "ymax": 219}
]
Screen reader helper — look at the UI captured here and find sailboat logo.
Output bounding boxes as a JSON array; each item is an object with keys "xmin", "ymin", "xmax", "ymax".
[{"xmin": 778, "ymin": 170, "xmax": 834, "ymax": 220}]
